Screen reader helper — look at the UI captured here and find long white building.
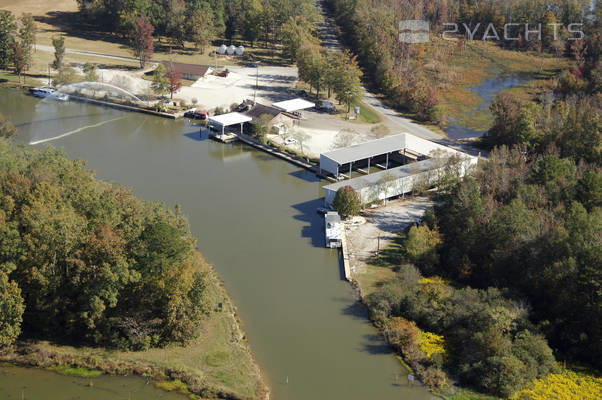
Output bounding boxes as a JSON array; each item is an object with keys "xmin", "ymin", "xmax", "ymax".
[{"xmin": 321, "ymin": 133, "xmax": 478, "ymax": 207}]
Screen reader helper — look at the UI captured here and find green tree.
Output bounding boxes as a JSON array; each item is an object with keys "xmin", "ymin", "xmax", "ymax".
[
  {"xmin": 54, "ymin": 67, "xmax": 79, "ymax": 86},
  {"xmin": 51, "ymin": 35, "xmax": 65, "ymax": 70},
  {"xmin": 166, "ymin": 0, "xmax": 186, "ymax": 47},
  {"xmin": 403, "ymin": 224, "xmax": 442, "ymax": 273},
  {"xmin": 332, "ymin": 50, "xmax": 363, "ymax": 116},
  {"xmin": 83, "ymin": 62, "xmax": 99, "ymax": 82},
  {"xmin": 333, "ymin": 185, "xmax": 361, "ymax": 218},
  {"xmin": 0, "ymin": 270, "xmax": 24, "ymax": 347},
  {"xmin": 0, "ymin": 138, "xmax": 216, "ymax": 349},
  {"xmin": 576, "ymin": 171, "xmax": 602, "ymax": 211},
  {"xmin": 151, "ymin": 64, "xmax": 169, "ymax": 96},
  {"xmin": 243, "ymin": 0, "xmax": 263, "ymax": 45},
  {"xmin": 0, "ymin": 113, "xmax": 17, "ymax": 138},
  {"xmin": 486, "ymin": 93, "xmax": 538, "ymax": 148},
  {"xmin": 187, "ymin": 7, "xmax": 215, "ymax": 54},
  {"xmin": 281, "ymin": 16, "xmax": 318, "ymax": 61},
  {"xmin": 0, "ymin": 10, "xmax": 17, "ymax": 68},
  {"xmin": 252, "ymin": 113, "xmax": 272, "ymax": 143},
  {"xmin": 18, "ymin": 13, "xmax": 35, "ymax": 69}
]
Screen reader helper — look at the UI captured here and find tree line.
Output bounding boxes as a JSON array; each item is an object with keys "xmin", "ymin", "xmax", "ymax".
[
  {"xmin": 76, "ymin": 0, "xmax": 321, "ymax": 53},
  {"xmin": 0, "ymin": 133, "xmax": 219, "ymax": 350},
  {"xmin": 368, "ymin": 143, "xmax": 600, "ymax": 396},
  {"xmin": 484, "ymin": 28, "xmax": 600, "ymax": 164},
  {"xmin": 0, "ymin": 10, "xmax": 36, "ymax": 83},
  {"xmin": 326, "ymin": 0, "xmax": 600, "ymax": 123}
]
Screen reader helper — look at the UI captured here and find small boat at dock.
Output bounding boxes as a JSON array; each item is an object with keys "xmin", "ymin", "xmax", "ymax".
[
  {"xmin": 31, "ymin": 86, "xmax": 56, "ymax": 98},
  {"xmin": 324, "ymin": 211, "xmax": 342, "ymax": 248}
]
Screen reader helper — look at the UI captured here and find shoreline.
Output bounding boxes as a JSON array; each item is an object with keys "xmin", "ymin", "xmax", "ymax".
[{"xmin": 0, "ymin": 262, "xmax": 270, "ymax": 400}]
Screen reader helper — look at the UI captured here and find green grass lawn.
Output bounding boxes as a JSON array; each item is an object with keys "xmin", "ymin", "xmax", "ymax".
[{"xmin": 352, "ymin": 100, "xmax": 385, "ymax": 124}]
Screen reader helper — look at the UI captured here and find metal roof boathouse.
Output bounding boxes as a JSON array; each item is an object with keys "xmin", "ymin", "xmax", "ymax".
[{"xmin": 321, "ymin": 133, "xmax": 478, "ymax": 207}]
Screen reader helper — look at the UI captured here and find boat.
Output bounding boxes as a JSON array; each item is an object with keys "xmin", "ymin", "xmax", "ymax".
[
  {"xmin": 324, "ymin": 211, "xmax": 342, "ymax": 248},
  {"xmin": 31, "ymin": 86, "xmax": 56, "ymax": 98}
]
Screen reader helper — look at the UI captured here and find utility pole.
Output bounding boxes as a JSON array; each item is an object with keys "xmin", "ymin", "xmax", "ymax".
[{"xmin": 253, "ymin": 62, "xmax": 259, "ymax": 104}]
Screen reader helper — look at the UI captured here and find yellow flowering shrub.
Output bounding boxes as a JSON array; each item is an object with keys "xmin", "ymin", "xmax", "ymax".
[
  {"xmin": 511, "ymin": 370, "xmax": 602, "ymax": 400},
  {"xmin": 418, "ymin": 331, "xmax": 447, "ymax": 359}
]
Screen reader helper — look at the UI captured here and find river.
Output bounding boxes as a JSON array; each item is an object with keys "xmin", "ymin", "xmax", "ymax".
[{"xmin": 0, "ymin": 88, "xmax": 433, "ymax": 400}]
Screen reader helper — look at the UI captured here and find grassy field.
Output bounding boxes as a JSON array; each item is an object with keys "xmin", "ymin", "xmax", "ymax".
[
  {"xmin": 427, "ymin": 39, "xmax": 569, "ymax": 132},
  {"xmin": 352, "ymin": 100, "xmax": 385, "ymax": 124},
  {"xmin": 0, "ymin": 0, "xmax": 289, "ymax": 80}
]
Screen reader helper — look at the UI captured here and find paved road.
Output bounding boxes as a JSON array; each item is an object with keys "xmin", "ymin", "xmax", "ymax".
[
  {"xmin": 34, "ymin": 44, "xmax": 140, "ymax": 63},
  {"xmin": 316, "ymin": 1, "xmax": 484, "ymax": 157}
]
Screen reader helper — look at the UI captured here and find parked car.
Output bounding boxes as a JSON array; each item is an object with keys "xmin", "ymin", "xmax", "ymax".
[
  {"xmin": 317, "ymin": 101, "xmax": 336, "ymax": 114},
  {"xmin": 184, "ymin": 108, "xmax": 208, "ymax": 120}
]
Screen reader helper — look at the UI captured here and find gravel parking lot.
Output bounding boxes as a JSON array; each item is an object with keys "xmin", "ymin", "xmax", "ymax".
[{"xmin": 344, "ymin": 197, "xmax": 435, "ymax": 276}]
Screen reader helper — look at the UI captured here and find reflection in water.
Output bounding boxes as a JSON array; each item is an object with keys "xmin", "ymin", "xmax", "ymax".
[{"xmin": 1, "ymin": 88, "xmax": 434, "ymax": 400}]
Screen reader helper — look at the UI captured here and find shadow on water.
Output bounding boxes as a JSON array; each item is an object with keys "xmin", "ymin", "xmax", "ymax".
[
  {"xmin": 336, "ymin": 300, "xmax": 394, "ymax": 355},
  {"xmin": 288, "ymin": 168, "xmax": 320, "ymax": 183},
  {"xmin": 183, "ymin": 131, "xmax": 206, "ymax": 142},
  {"xmin": 338, "ymin": 249, "xmax": 347, "ymax": 280},
  {"xmin": 291, "ymin": 198, "xmax": 325, "ymax": 248}
]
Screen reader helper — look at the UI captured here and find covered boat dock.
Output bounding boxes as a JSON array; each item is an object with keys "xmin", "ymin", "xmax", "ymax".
[
  {"xmin": 319, "ymin": 134, "xmax": 420, "ymax": 179},
  {"xmin": 208, "ymin": 112, "xmax": 252, "ymax": 138}
]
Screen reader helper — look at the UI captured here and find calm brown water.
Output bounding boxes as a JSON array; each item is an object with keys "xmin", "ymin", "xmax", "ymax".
[
  {"xmin": 0, "ymin": 88, "xmax": 433, "ymax": 400},
  {"xmin": 0, "ymin": 364, "xmax": 186, "ymax": 399}
]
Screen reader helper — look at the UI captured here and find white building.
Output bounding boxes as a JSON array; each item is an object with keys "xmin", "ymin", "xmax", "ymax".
[{"xmin": 322, "ymin": 133, "xmax": 478, "ymax": 207}]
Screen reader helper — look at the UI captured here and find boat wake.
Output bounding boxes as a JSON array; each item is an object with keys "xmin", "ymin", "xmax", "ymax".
[{"xmin": 29, "ymin": 116, "xmax": 126, "ymax": 145}]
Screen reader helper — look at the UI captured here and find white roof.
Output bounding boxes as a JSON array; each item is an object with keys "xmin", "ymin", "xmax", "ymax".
[
  {"xmin": 208, "ymin": 112, "xmax": 252, "ymax": 126},
  {"xmin": 272, "ymin": 98, "xmax": 315, "ymax": 112},
  {"xmin": 321, "ymin": 134, "xmax": 407, "ymax": 165}
]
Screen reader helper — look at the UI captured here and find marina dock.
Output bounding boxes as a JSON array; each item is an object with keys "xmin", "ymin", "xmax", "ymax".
[{"xmin": 340, "ymin": 224, "xmax": 352, "ymax": 281}]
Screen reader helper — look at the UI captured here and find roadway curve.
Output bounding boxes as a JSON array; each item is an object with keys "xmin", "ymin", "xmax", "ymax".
[{"xmin": 316, "ymin": 0, "xmax": 484, "ymax": 157}]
